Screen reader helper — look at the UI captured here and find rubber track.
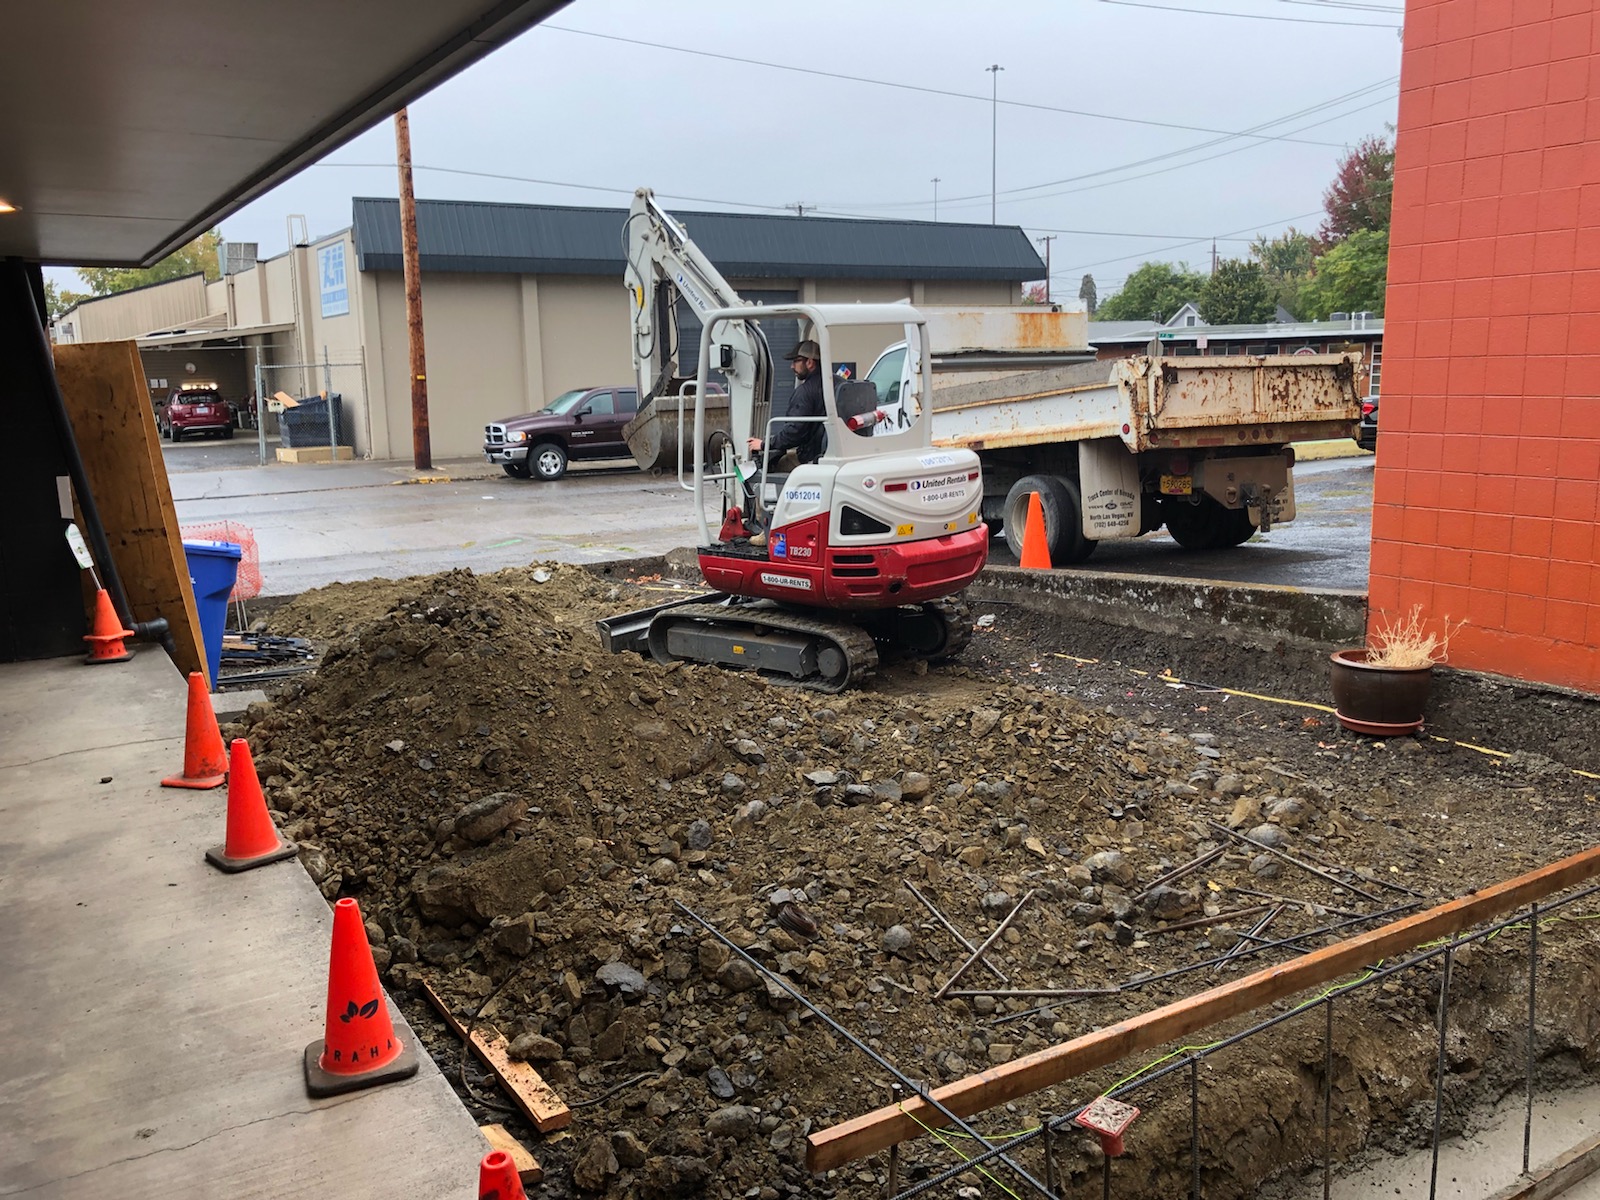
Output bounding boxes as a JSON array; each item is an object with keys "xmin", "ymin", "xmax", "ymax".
[
  {"xmin": 650, "ymin": 603, "xmax": 880, "ymax": 694},
  {"xmin": 927, "ymin": 596, "xmax": 973, "ymax": 661}
]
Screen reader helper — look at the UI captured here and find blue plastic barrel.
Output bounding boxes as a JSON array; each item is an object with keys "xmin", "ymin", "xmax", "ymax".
[{"xmin": 183, "ymin": 540, "xmax": 242, "ymax": 686}]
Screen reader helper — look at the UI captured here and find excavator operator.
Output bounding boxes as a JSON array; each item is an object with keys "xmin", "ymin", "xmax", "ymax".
[{"xmin": 747, "ymin": 339, "xmax": 826, "ymax": 467}]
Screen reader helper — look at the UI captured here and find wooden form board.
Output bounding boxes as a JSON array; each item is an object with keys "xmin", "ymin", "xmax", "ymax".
[
  {"xmin": 807, "ymin": 843, "xmax": 1600, "ymax": 1173},
  {"xmin": 51, "ymin": 342, "xmax": 204, "ymax": 681},
  {"xmin": 479, "ymin": 1124, "xmax": 543, "ymax": 1185},
  {"xmin": 1483, "ymin": 1130, "xmax": 1600, "ymax": 1200},
  {"xmin": 422, "ymin": 981, "xmax": 572, "ymax": 1133}
]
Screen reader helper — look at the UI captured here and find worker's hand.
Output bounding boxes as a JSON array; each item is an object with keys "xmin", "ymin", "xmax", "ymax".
[{"xmin": 746, "ymin": 437, "xmax": 763, "ymax": 454}]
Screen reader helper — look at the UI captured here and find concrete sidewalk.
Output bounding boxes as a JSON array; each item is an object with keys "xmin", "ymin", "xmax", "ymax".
[{"xmin": 0, "ymin": 652, "xmax": 484, "ymax": 1199}]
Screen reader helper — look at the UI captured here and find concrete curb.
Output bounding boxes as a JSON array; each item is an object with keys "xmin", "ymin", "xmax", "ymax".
[
  {"xmin": 583, "ymin": 550, "xmax": 1370, "ymax": 652},
  {"xmin": 967, "ymin": 565, "xmax": 1368, "ymax": 651}
]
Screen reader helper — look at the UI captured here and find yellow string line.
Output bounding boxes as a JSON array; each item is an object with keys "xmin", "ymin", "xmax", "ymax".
[
  {"xmin": 1142, "ymin": 670, "xmax": 1599, "ymax": 780},
  {"xmin": 897, "ymin": 1102, "xmax": 1025, "ymax": 1198}
]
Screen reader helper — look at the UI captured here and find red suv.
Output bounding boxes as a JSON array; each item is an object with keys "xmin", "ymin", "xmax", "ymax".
[{"xmin": 159, "ymin": 386, "xmax": 235, "ymax": 441}]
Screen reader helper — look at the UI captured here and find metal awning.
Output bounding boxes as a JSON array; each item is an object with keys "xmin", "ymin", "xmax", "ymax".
[
  {"xmin": 135, "ymin": 323, "xmax": 295, "ymax": 349},
  {"xmin": 0, "ymin": 0, "xmax": 571, "ymax": 267}
]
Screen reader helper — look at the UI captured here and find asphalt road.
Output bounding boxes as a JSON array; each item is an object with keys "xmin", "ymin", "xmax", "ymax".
[{"xmin": 163, "ymin": 436, "xmax": 1375, "ymax": 598}]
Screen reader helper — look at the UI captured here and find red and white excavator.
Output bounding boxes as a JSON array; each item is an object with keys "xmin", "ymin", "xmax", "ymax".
[{"xmin": 597, "ymin": 189, "xmax": 988, "ymax": 691}]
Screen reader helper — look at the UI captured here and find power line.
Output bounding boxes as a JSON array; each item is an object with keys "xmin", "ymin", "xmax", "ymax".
[
  {"xmin": 1284, "ymin": 0, "xmax": 1403, "ymax": 11},
  {"xmin": 540, "ymin": 23, "xmax": 1346, "ymax": 148},
  {"xmin": 818, "ymin": 76, "xmax": 1396, "ymax": 214},
  {"xmin": 1097, "ymin": 0, "xmax": 1401, "ymax": 27},
  {"xmin": 1060, "ymin": 209, "xmax": 1326, "ymax": 275}
]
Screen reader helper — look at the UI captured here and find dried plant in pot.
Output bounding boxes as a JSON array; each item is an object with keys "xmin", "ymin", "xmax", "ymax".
[{"xmin": 1329, "ymin": 606, "xmax": 1462, "ymax": 736}]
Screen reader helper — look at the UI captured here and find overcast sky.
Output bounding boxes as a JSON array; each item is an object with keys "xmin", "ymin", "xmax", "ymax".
[{"xmin": 69, "ymin": 0, "xmax": 1406, "ymax": 301}]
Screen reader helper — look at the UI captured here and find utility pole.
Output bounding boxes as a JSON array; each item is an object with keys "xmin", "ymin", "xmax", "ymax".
[
  {"xmin": 786, "ymin": 202, "xmax": 810, "ymax": 217},
  {"xmin": 931, "ymin": 177, "xmax": 941, "ymax": 222},
  {"xmin": 1036, "ymin": 235, "xmax": 1055, "ymax": 304},
  {"xmin": 394, "ymin": 107, "xmax": 431, "ymax": 470},
  {"xmin": 986, "ymin": 64, "xmax": 1004, "ymax": 224},
  {"xmin": 1210, "ymin": 238, "xmax": 1219, "ymax": 276}
]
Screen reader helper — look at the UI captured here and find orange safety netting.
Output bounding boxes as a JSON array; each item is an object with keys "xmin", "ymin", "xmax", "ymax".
[{"xmin": 179, "ymin": 521, "xmax": 263, "ymax": 601}]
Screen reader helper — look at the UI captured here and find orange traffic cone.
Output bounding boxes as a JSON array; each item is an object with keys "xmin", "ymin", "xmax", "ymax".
[
  {"xmin": 83, "ymin": 588, "xmax": 133, "ymax": 664},
  {"xmin": 1019, "ymin": 491, "xmax": 1053, "ymax": 570},
  {"xmin": 478, "ymin": 1150, "xmax": 528, "ymax": 1200},
  {"xmin": 204, "ymin": 739, "xmax": 297, "ymax": 873},
  {"xmin": 304, "ymin": 897, "xmax": 419, "ymax": 1097},
  {"xmin": 162, "ymin": 672, "xmax": 228, "ymax": 789}
]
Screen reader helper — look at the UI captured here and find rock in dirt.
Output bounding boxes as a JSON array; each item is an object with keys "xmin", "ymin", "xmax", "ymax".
[
  {"xmin": 882, "ymin": 925, "xmax": 914, "ymax": 954},
  {"xmin": 706, "ymin": 1104, "xmax": 760, "ymax": 1141},
  {"xmin": 453, "ymin": 792, "xmax": 527, "ymax": 844},
  {"xmin": 611, "ymin": 1130, "xmax": 648, "ymax": 1168},
  {"xmin": 706, "ymin": 1066, "xmax": 735, "ymax": 1100},
  {"xmin": 596, "ymin": 961, "xmax": 648, "ymax": 997},
  {"xmin": 1083, "ymin": 850, "xmax": 1136, "ymax": 886},
  {"xmin": 508, "ymin": 1032, "xmax": 563, "ymax": 1063},
  {"xmin": 642, "ymin": 1155, "xmax": 712, "ymax": 1199},
  {"xmin": 1247, "ymin": 823, "xmax": 1289, "ymax": 848},
  {"xmin": 571, "ymin": 1135, "xmax": 620, "ymax": 1191}
]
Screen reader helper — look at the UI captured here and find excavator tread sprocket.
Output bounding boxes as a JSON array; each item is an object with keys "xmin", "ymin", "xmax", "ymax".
[{"xmin": 645, "ymin": 602, "xmax": 880, "ymax": 694}]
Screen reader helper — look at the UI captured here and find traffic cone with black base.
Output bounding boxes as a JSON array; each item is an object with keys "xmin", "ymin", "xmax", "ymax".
[
  {"xmin": 204, "ymin": 739, "xmax": 297, "ymax": 872},
  {"xmin": 162, "ymin": 672, "xmax": 228, "ymax": 789},
  {"xmin": 304, "ymin": 897, "xmax": 419, "ymax": 1097},
  {"xmin": 478, "ymin": 1150, "xmax": 528, "ymax": 1200},
  {"xmin": 83, "ymin": 588, "xmax": 133, "ymax": 664},
  {"xmin": 1019, "ymin": 491, "xmax": 1053, "ymax": 570}
]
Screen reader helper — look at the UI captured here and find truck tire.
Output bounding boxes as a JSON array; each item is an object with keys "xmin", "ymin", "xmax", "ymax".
[
  {"xmin": 1162, "ymin": 496, "xmax": 1239, "ymax": 551},
  {"xmin": 529, "ymin": 442, "xmax": 568, "ymax": 481},
  {"xmin": 1003, "ymin": 474, "xmax": 1096, "ymax": 565}
]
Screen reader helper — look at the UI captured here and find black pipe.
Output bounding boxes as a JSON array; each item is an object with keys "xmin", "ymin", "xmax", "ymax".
[{"xmin": 13, "ymin": 260, "xmax": 135, "ymax": 629}]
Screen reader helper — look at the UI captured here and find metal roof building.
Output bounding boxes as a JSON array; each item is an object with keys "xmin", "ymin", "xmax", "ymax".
[
  {"xmin": 351, "ymin": 197, "xmax": 1046, "ymax": 283},
  {"xmin": 58, "ymin": 197, "xmax": 1047, "ymax": 462}
]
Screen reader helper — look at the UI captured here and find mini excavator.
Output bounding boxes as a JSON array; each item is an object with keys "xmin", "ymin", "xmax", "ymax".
[{"xmin": 596, "ymin": 189, "xmax": 987, "ymax": 692}]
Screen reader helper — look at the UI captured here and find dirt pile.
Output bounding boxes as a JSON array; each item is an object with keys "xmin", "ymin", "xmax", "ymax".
[{"xmin": 244, "ymin": 564, "xmax": 1600, "ymax": 1199}]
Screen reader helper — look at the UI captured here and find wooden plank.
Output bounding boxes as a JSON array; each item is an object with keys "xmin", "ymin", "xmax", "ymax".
[
  {"xmin": 1483, "ymin": 1130, "xmax": 1600, "ymax": 1200},
  {"xmin": 479, "ymin": 1124, "xmax": 543, "ymax": 1186},
  {"xmin": 421, "ymin": 981, "xmax": 571, "ymax": 1133},
  {"xmin": 275, "ymin": 445, "xmax": 353, "ymax": 463},
  {"xmin": 807, "ymin": 844, "xmax": 1600, "ymax": 1174},
  {"xmin": 51, "ymin": 342, "xmax": 205, "ymax": 681}
]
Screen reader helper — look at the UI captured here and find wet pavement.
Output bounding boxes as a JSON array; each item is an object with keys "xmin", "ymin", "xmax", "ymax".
[{"xmin": 163, "ymin": 438, "xmax": 1375, "ymax": 597}]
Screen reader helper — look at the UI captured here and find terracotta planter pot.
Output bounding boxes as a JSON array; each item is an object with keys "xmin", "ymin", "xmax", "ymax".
[{"xmin": 1328, "ymin": 648, "xmax": 1434, "ymax": 736}]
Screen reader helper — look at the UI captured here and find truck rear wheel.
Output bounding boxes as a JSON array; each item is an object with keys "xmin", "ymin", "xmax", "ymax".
[
  {"xmin": 1163, "ymin": 496, "xmax": 1249, "ymax": 551},
  {"xmin": 1003, "ymin": 474, "xmax": 1096, "ymax": 565}
]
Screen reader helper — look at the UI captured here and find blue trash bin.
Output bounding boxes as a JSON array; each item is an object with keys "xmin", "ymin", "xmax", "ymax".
[{"xmin": 183, "ymin": 540, "xmax": 242, "ymax": 686}]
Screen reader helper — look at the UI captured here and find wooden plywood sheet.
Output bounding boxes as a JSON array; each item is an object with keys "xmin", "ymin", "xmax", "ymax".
[{"xmin": 51, "ymin": 341, "xmax": 204, "ymax": 681}]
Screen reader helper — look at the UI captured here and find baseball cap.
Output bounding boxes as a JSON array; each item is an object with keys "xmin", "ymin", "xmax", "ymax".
[{"xmin": 785, "ymin": 339, "xmax": 821, "ymax": 362}]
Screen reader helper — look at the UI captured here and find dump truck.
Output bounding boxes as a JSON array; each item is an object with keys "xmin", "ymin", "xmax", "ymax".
[{"xmin": 859, "ymin": 308, "xmax": 1363, "ymax": 562}]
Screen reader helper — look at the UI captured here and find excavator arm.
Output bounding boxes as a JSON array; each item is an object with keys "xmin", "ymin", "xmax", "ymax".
[{"xmin": 622, "ymin": 188, "xmax": 774, "ymax": 480}]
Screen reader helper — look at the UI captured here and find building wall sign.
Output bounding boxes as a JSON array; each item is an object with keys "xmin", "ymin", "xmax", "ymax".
[{"xmin": 319, "ymin": 243, "xmax": 349, "ymax": 317}]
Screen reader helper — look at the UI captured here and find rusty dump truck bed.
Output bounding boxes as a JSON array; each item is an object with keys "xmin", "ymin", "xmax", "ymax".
[{"xmin": 929, "ymin": 353, "xmax": 1362, "ymax": 453}]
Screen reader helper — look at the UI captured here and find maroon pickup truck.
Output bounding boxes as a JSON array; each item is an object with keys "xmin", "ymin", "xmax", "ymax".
[{"xmin": 482, "ymin": 385, "xmax": 639, "ymax": 480}]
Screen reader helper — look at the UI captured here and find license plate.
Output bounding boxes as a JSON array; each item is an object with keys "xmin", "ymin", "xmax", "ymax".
[{"xmin": 1160, "ymin": 474, "xmax": 1193, "ymax": 496}]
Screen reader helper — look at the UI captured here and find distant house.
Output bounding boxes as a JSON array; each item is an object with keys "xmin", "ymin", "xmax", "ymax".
[{"xmin": 1087, "ymin": 311, "xmax": 1385, "ymax": 398}]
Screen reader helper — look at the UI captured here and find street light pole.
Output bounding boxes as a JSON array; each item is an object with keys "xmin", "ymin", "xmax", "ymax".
[
  {"xmin": 1036, "ymin": 234, "xmax": 1055, "ymax": 304},
  {"xmin": 931, "ymin": 176, "xmax": 941, "ymax": 222},
  {"xmin": 986, "ymin": 64, "xmax": 1004, "ymax": 224}
]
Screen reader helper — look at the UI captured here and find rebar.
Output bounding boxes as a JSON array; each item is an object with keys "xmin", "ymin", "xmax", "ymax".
[
  {"xmin": 906, "ymin": 880, "xmax": 1008, "ymax": 983},
  {"xmin": 673, "ymin": 901, "xmax": 1058, "ymax": 1200},
  {"xmin": 1209, "ymin": 821, "xmax": 1383, "ymax": 903},
  {"xmin": 1133, "ymin": 847, "xmax": 1225, "ymax": 902},
  {"xmin": 1146, "ymin": 902, "xmax": 1274, "ymax": 936},
  {"xmin": 1190, "ymin": 1056, "xmax": 1201, "ymax": 1200},
  {"xmin": 1524, "ymin": 901, "xmax": 1538, "ymax": 1176},
  {"xmin": 1428, "ymin": 945, "xmax": 1455, "ymax": 1200},
  {"xmin": 935, "ymin": 890, "xmax": 1035, "ymax": 1000},
  {"xmin": 1228, "ymin": 885, "xmax": 1365, "ymax": 918},
  {"xmin": 1213, "ymin": 905, "xmax": 1283, "ymax": 975},
  {"xmin": 1322, "ymin": 997, "xmax": 1334, "ymax": 1200},
  {"xmin": 950, "ymin": 987, "xmax": 1120, "ymax": 1000}
]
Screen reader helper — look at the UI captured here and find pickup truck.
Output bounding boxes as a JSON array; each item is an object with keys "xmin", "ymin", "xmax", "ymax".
[
  {"xmin": 861, "ymin": 308, "xmax": 1362, "ymax": 562},
  {"xmin": 483, "ymin": 386, "xmax": 639, "ymax": 480}
]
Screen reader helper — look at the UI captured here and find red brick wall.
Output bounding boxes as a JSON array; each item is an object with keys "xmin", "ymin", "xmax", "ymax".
[{"xmin": 1372, "ymin": 0, "xmax": 1600, "ymax": 691}]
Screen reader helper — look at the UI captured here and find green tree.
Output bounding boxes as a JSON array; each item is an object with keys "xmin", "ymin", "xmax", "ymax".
[
  {"xmin": 1298, "ymin": 229, "xmax": 1389, "ymax": 319},
  {"xmin": 1250, "ymin": 227, "xmax": 1319, "ymax": 318},
  {"xmin": 1319, "ymin": 134, "xmax": 1393, "ymax": 245},
  {"xmin": 74, "ymin": 229, "xmax": 223, "ymax": 296},
  {"xmin": 43, "ymin": 279, "xmax": 87, "ymax": 319},
  {"xmin": 1078, "ymin": 273, "xmax": 1098, "ymax": 316},
  {"xmin": 1094, "ymin": 261, "xmax": 1206, "ymax": 322},
  {"xmin": 1199, "ymin": 259, "xmax": 1276, "ymax": 325}
]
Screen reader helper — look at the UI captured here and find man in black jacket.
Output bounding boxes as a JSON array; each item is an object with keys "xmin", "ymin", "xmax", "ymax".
[{"xmin": 748, "ymin": 339, "xmax": 825, "ymax": 467}]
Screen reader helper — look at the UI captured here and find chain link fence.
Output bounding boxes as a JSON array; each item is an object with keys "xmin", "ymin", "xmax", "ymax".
[{"xmin": 249, "ymin": 349, "xmax": 368, "ymax": 465}]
